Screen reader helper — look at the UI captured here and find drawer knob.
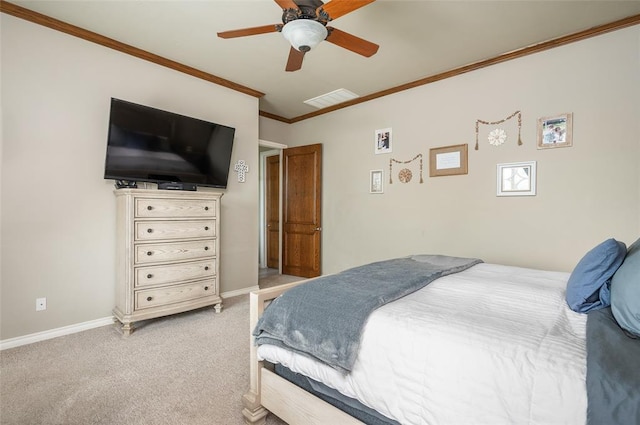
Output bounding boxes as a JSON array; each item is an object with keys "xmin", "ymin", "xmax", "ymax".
[
  {"xmin": 204, "ymin": 266, "xmax": 209, "ymax": 271},
  {"xmin": 205, "ymin": 226, "xmax": 209, "ymax": 231},
  {"xmin": 147, "ymin": 206, "xmax": 153, "ymax": 211},
  {"xmin": 204, "ymin": 286, "xmax": 209, "ymax": 291},
  {"xmin": 146, "ymin": 251, "xmax": 153, "ymax": 256},
  {"xmin": 146, "ymin": 296, "xmax": 153, "ymax": 302},
  {"xmin": 204, "ymin": 206, "xmax": 209, "ymax": 211},
  {"xmin": 204, "ymin": 246, "xmax": 209, "ymax": 251},
  {"xmin": 147, "ymin": 228, "xmax": 153, "ymax": 233},
  {"xmin": 147, "ymin": 274, "xmax": 153, "ymax": 279}
]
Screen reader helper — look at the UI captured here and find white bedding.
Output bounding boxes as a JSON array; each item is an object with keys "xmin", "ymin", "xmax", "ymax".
[{"xmin": 257, "ymin": 263, "xmax": 587, "ymax": 425}]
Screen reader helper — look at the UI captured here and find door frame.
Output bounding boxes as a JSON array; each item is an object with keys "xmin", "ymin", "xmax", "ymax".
[{"xmin": 259, "ymin": 139, "xmax": 287, "ymax": 270}]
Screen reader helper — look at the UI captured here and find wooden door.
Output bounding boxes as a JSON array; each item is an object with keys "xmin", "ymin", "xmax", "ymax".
[
  {"xmin": 282, "ymin": 144, "xmax": 322, "ymax": 278},
  {"xmin": 265, "ymin": 154, "xmax": 280, "ymax": 269}
]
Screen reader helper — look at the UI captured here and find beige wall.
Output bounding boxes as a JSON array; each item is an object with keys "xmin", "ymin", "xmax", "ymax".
[
  {"xmin": 260, "ymin": 26, "xmax": 640, "ymax": 275},
  {"xmin": 2, "ymin": 14, "xmax": 638, "ymax": 342},
  {"xmin": 1, "ymin": 15, "xmax": 259, "ymax": 340}
]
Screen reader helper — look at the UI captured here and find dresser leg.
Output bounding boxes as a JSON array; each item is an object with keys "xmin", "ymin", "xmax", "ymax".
[
  {"xmin": 114, "ymin": 318, "xmax": 134, "ymax": 337},
  {"xmin": 214, "ymin": 302, "xmax": 223, "ymax": 313},
  {"xmin": 121, "ymin": 322, "xmax": 134, "ymax": 336}
]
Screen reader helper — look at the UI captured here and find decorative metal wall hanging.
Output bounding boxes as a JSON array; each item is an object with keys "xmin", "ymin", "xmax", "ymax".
[
  {"xmin": 475, "ymin": 110, "xmax": 522, "ymax": 150},
  {"xmin": 389, "ymin": 154, "xmax": 423, "ymax": 184},
  {"xmin": 234, "ymin": 160, "xmax": 249, "ymax": 183}
]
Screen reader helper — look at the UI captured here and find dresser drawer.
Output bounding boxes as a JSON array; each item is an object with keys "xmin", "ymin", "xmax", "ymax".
[
  {"xmin": 134, "ymin": 280, "xmax": 217, "ymax": 310},
  {"xmin": 135, "ymin": 198, "xmax": 217, "ymax": 219},
  {"xmin": 135, "ymin": 220, "xmax": 215, "ymax": 241},
  {"xmin": 135, "ymin": 259, "xmax": 215, "ymax": 287},
  {"xmin": 135, "ymin": 240, "xmax": 215, "ymax": 265}
]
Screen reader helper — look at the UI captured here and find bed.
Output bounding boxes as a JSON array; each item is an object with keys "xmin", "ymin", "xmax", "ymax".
[{"xmin": 242, "ymin": 245, "xmax": 640, "ymax": 425}]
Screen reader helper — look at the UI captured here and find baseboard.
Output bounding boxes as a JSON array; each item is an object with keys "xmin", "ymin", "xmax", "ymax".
[
  {"xmin": 1, "ymin": 286, "xmax": 259, "ymax": 351},
  {"xmin": 221, "ymin": 285, "xmax": 259, "ymax": 299},
  {"xmin": 0, "ymin": 316, "xmax": 114, "ymax": 351}
]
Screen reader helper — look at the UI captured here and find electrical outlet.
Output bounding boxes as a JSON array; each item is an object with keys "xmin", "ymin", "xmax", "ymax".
[{"xmin": 36, "ymin": 297, "xmax": 46, "ymax": 311}]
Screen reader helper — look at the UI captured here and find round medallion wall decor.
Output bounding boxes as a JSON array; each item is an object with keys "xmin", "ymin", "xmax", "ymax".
[
  {"xmin": 398, "ymin": 168, "xmax": 412, "ymax": 183},
  {"xmin": 488, "ymin": 128, "xmax": 507, "ymax": 146}
]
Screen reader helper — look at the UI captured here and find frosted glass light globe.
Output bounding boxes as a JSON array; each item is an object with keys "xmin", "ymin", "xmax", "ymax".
[{"xmin": 281, "ymin": 19, "xmax": 328, "ymax": 52}]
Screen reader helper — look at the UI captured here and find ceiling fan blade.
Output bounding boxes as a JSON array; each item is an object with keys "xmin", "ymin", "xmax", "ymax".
[
  {"xmin": 319, "ymin": 0, "xmax": 375, "ymax": 20},
  {"xmin": 285, "ymin": 47, "xmax": 305, "ymax": 72},
  {"xmin": 326, "ymin": 27, "xmax": 379, "ymax": 57},
  {"xmin": 217, "ymin": 24, "xmax": 279, "ymax": 39},
  {"xmin": 274, "ymin": 0, "xmax": 299, "ymax": 10}
]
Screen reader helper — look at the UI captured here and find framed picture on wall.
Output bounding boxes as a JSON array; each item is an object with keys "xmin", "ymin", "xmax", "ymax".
[
  {"xmin": 370, "ymin": 170, "xmax": 384, "ymax": 193},
  {"xmin": 429, "ymin": 144, "xmax": 468, "ymax": 177},
  {"xmin": 374, "ymin": 128, "xmax": 392, "ymax": 154},
  {"xmin": 497, "ymin": 161, "xmax": 537, "ymax": 196},
  {"xmin": 537, "ymin": 113, "xmax": 573, "ymax": 149}
]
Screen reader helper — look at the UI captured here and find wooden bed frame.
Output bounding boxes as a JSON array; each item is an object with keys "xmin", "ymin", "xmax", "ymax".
[{"xmin": 241, "ymin": 281, "xmax": 365, "ymax": 425}]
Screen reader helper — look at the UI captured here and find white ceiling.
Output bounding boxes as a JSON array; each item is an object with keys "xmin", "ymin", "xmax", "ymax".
[{"xmin": 8, "ymin": 0, "xmax": 640, "ymax": 120}]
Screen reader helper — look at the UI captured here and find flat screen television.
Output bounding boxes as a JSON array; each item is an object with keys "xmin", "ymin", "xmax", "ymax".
[{"xmin": 104, "ymin": 98, "xmax": 235, "ymax": 190}]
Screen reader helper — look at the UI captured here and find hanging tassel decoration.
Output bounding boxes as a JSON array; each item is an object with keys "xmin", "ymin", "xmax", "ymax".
[
  {"xmin": 475, "ymin": 110, "xmax": 522, "ymax": 150},
  {"xmin": 390, "ymin": 154, "xmax": 423, "ymax": 184}
]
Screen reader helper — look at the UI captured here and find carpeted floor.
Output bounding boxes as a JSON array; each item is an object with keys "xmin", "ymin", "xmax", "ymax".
[{"xmin": 1, "ymin": 271, "xmax": 303, "ymax": 425}]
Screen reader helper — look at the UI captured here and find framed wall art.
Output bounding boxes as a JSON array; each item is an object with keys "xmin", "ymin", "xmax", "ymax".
[
  {"xmin": 370, "ymin": 169, "xmax": 384, "ymax": 193},
  {"xmin": 497, "ymin": 161, "xmax": 537, "ymax": 196},
  {"xmin": 537, "ymin": 113, "xmax": 573, "ymax": 149},
  {"xmin": 374, "ymin": 128, "xmax": 392, "ymax": 154},
  {"xmin": 429, "ymin": 144, "xmax": 468, "ymax": 177}
]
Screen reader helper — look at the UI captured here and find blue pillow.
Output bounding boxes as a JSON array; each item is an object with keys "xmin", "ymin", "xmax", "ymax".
[
  {"xmin": 566, "ymin": 238, "xmax": 627, "ymax": 313},
  {"xmin": 611, "ymin": 238, "xmax": 640, "ymax": 337}
]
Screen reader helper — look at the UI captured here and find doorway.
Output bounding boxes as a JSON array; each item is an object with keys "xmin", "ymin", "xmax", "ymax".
[
  {"xmin": 265, "ymin": 153, "xmax": 280, "ymax": 269},
  {"xmin": 259, "ymin": 140, "xmax": 286, "ymax": 274},
  {"xmin": 258, "ymin": 140, "xmax": 323, "ymax": 281}
]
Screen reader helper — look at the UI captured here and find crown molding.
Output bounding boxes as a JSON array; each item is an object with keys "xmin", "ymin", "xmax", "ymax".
[
  {"xmin": 280, "ymin": 13, "xmax": 640, "ymax": 124},
  {"xmin": 0, "ymin": 0, "xmax": 264, "ymax": 99},
  {"xmin": 2, "ymin": 0, "xmax": 638, "ymax": 124}
]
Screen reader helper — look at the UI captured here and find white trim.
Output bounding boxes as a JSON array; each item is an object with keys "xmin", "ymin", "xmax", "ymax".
[
  {"xmin": 259, "ymin": 139, "xmax": 287, "ymax": 150},
  {"xmin": 0, "ymin": 316, "xmax": 114, "ymax": 351},
  {"xmin": 221, "ymin": 285, "xmax": 259, "ymax": 299},
  {"xmin": 1, "ymin": 285, "xmax": 260, "ymax": 350}
]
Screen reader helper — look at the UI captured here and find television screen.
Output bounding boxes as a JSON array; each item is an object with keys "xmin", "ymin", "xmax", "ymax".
[{"xmin": 104, "ymin": 98, "xmax": 235, "ymax": 189}]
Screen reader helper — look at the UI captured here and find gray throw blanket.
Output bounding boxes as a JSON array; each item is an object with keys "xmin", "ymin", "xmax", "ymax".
[
  {"xmin": 586, "ymin": 307, "xmax": 640, "ymax": 425},
  {"xmin": 253, "ymin": 255, "xmax": 483, "ymax": 372}
]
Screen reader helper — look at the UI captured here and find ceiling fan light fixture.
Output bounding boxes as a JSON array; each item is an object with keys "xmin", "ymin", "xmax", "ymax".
[{"xmin": 281, "ymin": 19, "xmax": 328, "ymax": 52}]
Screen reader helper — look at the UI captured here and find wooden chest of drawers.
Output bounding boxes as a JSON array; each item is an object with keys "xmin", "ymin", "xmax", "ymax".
[{"xmin": 113, "ymin": 189, "xmax": 223, "ymax": 336}]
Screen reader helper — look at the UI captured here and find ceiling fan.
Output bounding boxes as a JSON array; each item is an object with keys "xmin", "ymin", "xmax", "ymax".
[{"xmin": 217, "ymin": 0, "xmax": 379, "ymax": 72}]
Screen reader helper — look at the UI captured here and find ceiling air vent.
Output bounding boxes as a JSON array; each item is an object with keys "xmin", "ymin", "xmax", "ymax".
[{"xmin": 304, "ymin": 88, "xmax": 359, "ymax": 109}]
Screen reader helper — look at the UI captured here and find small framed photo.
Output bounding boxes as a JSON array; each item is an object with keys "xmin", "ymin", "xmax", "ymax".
[
  {"xmin": 374, "ymin": 128, "xmax": 392, "ymax": 154},
  {"xmin": 370, "ymin": 169, "xmax": 384, "ymax": 193},
  {"xmin": 497, "ymin": 161, "xmax": 537, "ymax": 196},
  {"xmin": 537, "ymin": 113, "xmax": 573, "ymax": 149},
  {"xmin": 429, "ymin": 144, "xmax": 468, "ymax": 177}
]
